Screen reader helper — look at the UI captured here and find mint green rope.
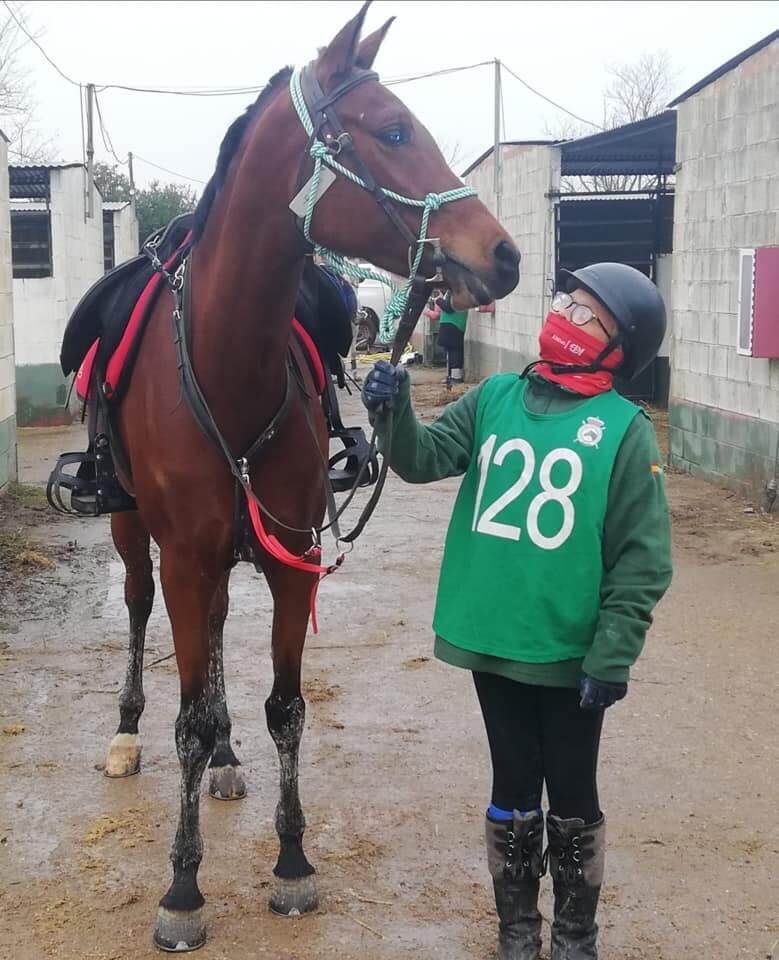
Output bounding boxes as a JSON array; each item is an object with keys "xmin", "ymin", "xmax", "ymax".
[{"xmin": 290, "ymin": 66, "xmax": 476, "ymax": 343}]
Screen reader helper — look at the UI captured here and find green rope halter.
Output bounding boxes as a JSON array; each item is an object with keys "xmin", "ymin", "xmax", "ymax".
[{"xmin": 289, "ymin": 65, "xmax": 476, "ymax": 344}]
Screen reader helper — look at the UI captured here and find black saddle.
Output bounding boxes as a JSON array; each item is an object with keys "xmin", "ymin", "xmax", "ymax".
[
  {"xmin": 49, "ymin": 214, "xmax": 377, "ymax": 516},
  {"xmin": 60, "ymin": 214, "xmax": 194, "ymax": 379}
]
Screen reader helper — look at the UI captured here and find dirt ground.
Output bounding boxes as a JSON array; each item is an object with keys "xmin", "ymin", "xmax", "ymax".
[{"xmin": 1, "ymin": 367, "xmax": 777, "ymax": 960}]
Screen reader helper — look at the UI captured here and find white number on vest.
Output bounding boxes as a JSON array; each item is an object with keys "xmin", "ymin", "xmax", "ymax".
[{"xmin": 472, "ymin": 434, "xmax": 583, "ymax": 549}]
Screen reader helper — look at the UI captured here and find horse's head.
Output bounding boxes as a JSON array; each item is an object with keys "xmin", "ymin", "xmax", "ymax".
[{"xmin": 292, "ymin": 2, "xmax": 520, "ymax": 308}]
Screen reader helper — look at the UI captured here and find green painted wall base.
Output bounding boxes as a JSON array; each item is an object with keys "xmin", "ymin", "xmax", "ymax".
[
  {"xmin": 15, "ymin": 364, "xmax": 74, "ymax": 427},
  {"xmin": 669, "ymin": 398, "xmax": 779, "ymax": 499},
  {"xmin": 0, "ymin": 413, "xmax": 17, "ymax": 491}
]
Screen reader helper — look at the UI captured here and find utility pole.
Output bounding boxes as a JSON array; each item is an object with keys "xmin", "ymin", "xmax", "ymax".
[
  {"xmin": 494, "ymin": 59, "xmax": 502, "ymax": 222},
  {"xmin": 127, "ymin": 151, "xmax": 136, "ymax": 197},
  {"xmin": 85, "ymin": 83, "xmax": 95, "ymax": 219}
]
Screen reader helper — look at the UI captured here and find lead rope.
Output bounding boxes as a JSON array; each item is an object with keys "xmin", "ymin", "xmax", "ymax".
[{"xmin": 289, "ymin": 66, "xmax": 476, "ymax": 343}]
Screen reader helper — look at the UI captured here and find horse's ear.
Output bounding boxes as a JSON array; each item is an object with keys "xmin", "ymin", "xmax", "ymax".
[
  {"xmin": 317, "ymin": 1, "xmax": 372, "ymax": 87},
  {"xmin": 355, "ymin": 17, "xmax": 394, "ymax": 70}
]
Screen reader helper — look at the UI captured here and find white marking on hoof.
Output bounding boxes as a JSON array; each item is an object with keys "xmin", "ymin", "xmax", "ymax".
[
  {"xmin": 104, "ymin": 733, "xmax": 142, "ymax": 778},
  {"xmin": 153, "ymin": 906, "xmax": 206, "ymax": 953},
  {"xmin": 208, "ymin": 764, "xmax": 247, "ymax": 801},
  {"xmin": 269, "ymin": 875, "xmax": 319, "ymax": 917}
]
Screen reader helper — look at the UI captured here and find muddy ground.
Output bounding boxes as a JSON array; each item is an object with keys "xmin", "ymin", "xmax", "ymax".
[{"xmin": 1, "ymin": 367, "xmax": 777, "ymax": 960}]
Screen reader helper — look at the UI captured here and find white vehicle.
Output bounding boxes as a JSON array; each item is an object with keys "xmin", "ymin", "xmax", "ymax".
[{"xmin": 353, "ymin": 262, "xmax": 397, "ymax": 350}]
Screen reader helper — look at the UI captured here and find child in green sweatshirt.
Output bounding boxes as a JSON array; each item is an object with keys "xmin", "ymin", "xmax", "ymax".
[{"xmin": 363, "ymin": 263, "xmax": 672, "ymax": 960}]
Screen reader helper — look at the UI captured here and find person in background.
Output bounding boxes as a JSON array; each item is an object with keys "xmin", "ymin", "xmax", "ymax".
[
  {"xmin": 426, "ymin": 289, "xmax": 468, "ymax": 386},
  {"xmin": 361, "ymin": 263, "xmax": 672, "ymax": 960}
]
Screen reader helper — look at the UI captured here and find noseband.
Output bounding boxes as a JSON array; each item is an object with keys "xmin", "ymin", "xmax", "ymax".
[{"xmin": 289, "ymin": 64, "xmax": 476, "ymax": 343}]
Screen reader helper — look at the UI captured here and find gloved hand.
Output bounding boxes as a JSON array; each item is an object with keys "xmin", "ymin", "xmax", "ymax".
[
  {"xmin": 579, "ymin": 674, "xmax": 627, "ymax": 710},
  {"xmin": 361, "ymin": 360, "xmax": 408, "ymax": 412}
]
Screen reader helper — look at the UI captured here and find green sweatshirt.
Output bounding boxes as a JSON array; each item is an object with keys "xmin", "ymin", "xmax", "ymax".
[{"xmin": 375, "ymin": 374, "xmax": 672, "ymax": 688}]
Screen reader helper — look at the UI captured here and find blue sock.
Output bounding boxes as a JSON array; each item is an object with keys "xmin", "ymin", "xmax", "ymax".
[{"xmin": 487, "ymin": 803, "xmax": 514, "ymax": 822}]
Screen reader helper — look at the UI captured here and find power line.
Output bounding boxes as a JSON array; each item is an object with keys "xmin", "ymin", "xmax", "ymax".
[
  {"xmin": 501, "ymin": 62, "xmax": 603, "ymax": 131},
  {"xmin": 1, "ymin": 0, "xmax": 80, "ymax": 86},
  {"xmin": 385, "ymin": 60, "xmax": 493, "ymax": 87},
  {"xmin": 98, "ymin": 82, "xmax": 264, "ymax": 98},
  {"xmin": 94, "ymin": 89, "xmax": 126, "ymax": 166},
  {"xmin": 133, "ymin": 154, "xmax": 207, "ymax": 186}
]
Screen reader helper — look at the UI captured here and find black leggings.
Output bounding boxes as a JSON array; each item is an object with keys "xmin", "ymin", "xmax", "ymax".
[{"xmin": 473, "ymin": 671, "xmax": 604, "ymax": 823}]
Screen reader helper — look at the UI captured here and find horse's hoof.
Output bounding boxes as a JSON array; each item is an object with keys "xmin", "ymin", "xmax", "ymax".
[
  {"xmin": 269, "ymin": 875, "xmax": 319, "ymax": 917},
  {"xmin": 208, "ymin": 764, "xmax": 247, "ymax": 801},
  {"xmin": 104, "ymin": 733, "xmax": 142, "ymax": 778},
  {"xmin": 153, "ymin": 906, "xmax": 206, "ymax": 952}
]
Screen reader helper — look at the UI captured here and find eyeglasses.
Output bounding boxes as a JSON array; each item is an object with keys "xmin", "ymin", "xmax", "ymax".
[{"xmin": 551, "ymin": 291, "xmax": 611, "ymax": 340}]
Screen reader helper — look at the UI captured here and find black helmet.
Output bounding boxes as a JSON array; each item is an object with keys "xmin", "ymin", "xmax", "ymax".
[{"xmin": 559, "ymin": 263, "xmax": 666, "ymax": 380}]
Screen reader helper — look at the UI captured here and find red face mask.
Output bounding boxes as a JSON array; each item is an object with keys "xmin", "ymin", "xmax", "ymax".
[{"xmin": 535, "ymin": 311, "xmax": 624, "ymax": 396}]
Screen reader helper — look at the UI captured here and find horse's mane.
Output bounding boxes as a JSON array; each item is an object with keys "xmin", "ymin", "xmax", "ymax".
[{"xmin": 192, "ymin": 66, "xmax": 293, "ymax": 241}]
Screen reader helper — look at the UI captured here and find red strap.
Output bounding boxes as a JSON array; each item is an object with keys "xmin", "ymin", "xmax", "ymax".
[{"xmin": 244, "ymin": 488, "xmax": 343, "ymax": 634}]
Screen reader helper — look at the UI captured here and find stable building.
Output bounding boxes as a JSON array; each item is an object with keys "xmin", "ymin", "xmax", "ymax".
[
  {"xmin": 667, "ymin": 31, "xmax": 779, "ymax": 498},
  {"xmin": 10, "ymin": 163, "xmax": 138, "ymax": 426},
  {"xmin": 462, "ymin": 112, "xmax": 675, "ymax": 407},
  {"xmin": 0, "ymin": 133, "xmax": 15, "ymax": 491}
]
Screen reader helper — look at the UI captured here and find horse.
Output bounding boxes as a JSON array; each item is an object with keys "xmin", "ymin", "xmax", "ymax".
[{"xmin": 102, "ymin": 3, "xmax": 519, "ymax": 949}]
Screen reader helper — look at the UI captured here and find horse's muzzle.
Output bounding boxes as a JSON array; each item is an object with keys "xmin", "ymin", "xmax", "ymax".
[{"xmin": 443, "ymin": 239, "xmax": 521, "ymax": 309}]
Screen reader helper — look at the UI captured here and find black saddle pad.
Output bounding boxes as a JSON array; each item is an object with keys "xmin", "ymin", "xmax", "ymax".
[
  {"xmin": 295, "ymin": 259, "xmax": 356, "ymax": 372},
  {"xmin": 59, "ymin": 213, "xmax": 356, "ymax": 386},
  {"xmin": 60, "ymin": 214, "xmax": 195, "ymax": 377}
]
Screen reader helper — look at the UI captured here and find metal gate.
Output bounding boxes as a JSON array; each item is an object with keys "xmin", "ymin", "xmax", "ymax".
[{"xmin": 554, "ymin": 191, "xmax": 674, "ymax": 404}]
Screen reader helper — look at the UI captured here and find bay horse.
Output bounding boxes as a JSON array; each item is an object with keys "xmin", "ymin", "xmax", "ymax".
[{"xmin": 104, "ymin": 2, "xmax": 519, "ymax": 950}]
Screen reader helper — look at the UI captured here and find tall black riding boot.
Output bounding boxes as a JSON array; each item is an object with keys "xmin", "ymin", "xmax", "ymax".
[
  {"xmin": 485, "ymin": 811, "xmax": 545, "ymax": 960},
  {"xmin": 546, "ymin": 814, "xmax": 606, "ymax": 960}
]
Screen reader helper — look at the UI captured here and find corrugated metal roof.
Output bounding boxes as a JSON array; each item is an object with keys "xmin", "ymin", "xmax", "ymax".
[
  {"xmin": 102, "ymin": 200, "xmax": 131, "ymax": 211},
  {"xmin": 8, "ymin": 161, "xmax": 83, "ymax": 170},
  {"xmin": 9, "ymin": 200, "xmax": 49, "ymax": 212},
  {"xmin": 560, "ymin": 111, "xmax": 677, "ymax": 177},
  {"xmin": 668, "ymin": 30, "xmax": 778, "ymax": 107}
]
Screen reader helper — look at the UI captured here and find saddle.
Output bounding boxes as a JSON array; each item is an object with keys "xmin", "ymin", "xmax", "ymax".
[{"xmin": 49, "ymin": 217, "xmax": 378, "ymax": 516}]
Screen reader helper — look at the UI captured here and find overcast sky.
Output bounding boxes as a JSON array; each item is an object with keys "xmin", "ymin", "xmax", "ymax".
[{"xmin": 13, "ymin": 0, "xmax": 779, "ymax": 189}]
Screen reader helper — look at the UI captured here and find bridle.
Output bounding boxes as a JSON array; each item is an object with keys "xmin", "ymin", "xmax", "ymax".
[{"xmin": 289, "ymin": 62, "xmax": 476, "ymax": 344}]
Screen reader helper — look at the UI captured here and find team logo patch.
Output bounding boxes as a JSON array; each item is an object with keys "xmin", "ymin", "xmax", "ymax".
[{"xmin": 575, "ymin": 416, "xmax": 605, "ymax": 448}]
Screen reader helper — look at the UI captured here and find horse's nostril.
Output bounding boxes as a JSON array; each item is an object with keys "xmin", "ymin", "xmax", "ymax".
[{"xmin": 495, "ymin": 240, "xmax": 520, "ymax": 270}]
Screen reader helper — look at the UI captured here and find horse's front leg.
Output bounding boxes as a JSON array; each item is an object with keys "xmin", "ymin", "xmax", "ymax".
[
  {"xmin": 105, "ymin": 512, "xmax": 154, "ymax": 778},
  {"xmin": 153, "ymin": 548, "xmax": 219, "ymax": 952},
  {"xmin": 207, "ymin": 570, "xmax": 247, "ymax": 800},
  {"xmin": 264, "ymin": 563, "xmax": 319, "ymax": 917}
]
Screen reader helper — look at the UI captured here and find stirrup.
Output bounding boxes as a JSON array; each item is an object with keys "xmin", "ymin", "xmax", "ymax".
[
  {"xmin": 47, "ymin": 435, "xmax": 136, "ymax": 516},
  {"xmin": 328, "ymin": 426, "xmax": 379, "ymax": 493}
]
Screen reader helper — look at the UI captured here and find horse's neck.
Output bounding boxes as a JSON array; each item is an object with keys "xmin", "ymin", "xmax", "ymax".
[{"xmin": 189, "ymin": 200, "xmax": 303, "ymax": 436}]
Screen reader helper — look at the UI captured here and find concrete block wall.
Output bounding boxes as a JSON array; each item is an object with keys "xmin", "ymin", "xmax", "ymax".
[
  {"xmin": 114, "ymin": 203, "xmax": 139, "ymax": 264},
  {"xmin": 0, "ymin": 137, "xmax": 15, "ymax": 490},
  {"xmin": 13, "ymin": 166, "xmax": 104, "ymax": 425},
  {"xmin": 463, "ymin": 145, "xmax": 560, "ymax": 380},
  {"xmin": 669, "ymin": 37, "xmax": 779, "ymax": 495}
]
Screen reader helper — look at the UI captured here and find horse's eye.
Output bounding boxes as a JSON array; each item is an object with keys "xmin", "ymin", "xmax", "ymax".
[{"xmin": 379, "ymin": 126, "xmax": 409, "ymax": 146}]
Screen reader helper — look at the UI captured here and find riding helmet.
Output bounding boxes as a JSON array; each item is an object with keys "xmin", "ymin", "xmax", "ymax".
[{"xmin": 559, "ymin": 262, "xmax": 667, "ymax": 380}]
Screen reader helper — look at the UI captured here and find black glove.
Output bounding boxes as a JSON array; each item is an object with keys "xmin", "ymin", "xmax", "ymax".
[
  {"xmin": 361, "ymin": 360, "xmax": 408, "ymax": 412},
  {"xmin": 579, "ymin": 674, "xmax": 627, "ymax": 710}
]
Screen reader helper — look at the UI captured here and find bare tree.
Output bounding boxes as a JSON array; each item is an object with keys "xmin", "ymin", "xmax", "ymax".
[
  {"xmin": 439, "ymin": 139, "xmax": 464, "ymax": 170},
  {"xmin": 550, "ymin": 50, "xmax": 677, "ymax": 194},
  {"xmin": 0, "ymin": 5, "xmax": 57, "ymax": 163},
  {"xmin": 604, "ymin": 51, "xmax": 675, "ymax": 127}
]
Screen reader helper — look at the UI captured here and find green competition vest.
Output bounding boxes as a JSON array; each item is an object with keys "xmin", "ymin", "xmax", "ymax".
[
  {"xmin": 439, "ymin": 309, "xmax": 468, "ymax": 333},
  {"xmin": 433, "ymin": 375, "xmax": 641, "ymax": 663}
]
